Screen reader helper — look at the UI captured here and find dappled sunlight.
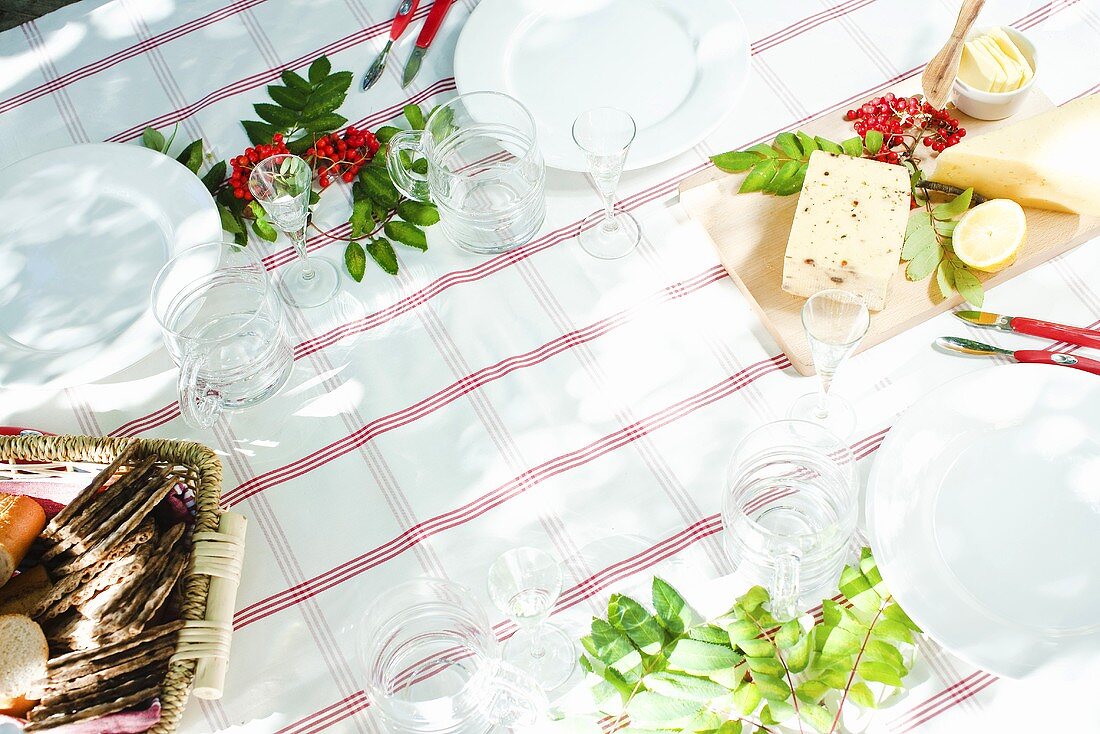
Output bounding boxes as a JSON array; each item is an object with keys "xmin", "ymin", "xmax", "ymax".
[
  {"xmin": 294, "ymin": 378, "xmax": 364, "ymax": 418},
  {"xmin": 88, "ymin": 0, "xmax": 176, "ymax": 39},
  {"xmin": 0, "ymin": 22, "xmax": 85, "ymax": 92}
]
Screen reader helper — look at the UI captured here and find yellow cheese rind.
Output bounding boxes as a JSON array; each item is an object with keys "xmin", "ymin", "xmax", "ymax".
[
  {"xmin": 781, "ymin": 151, "xmax": 910, "ymax": 312},
  {"xmin": 933, "ymin": 95, "xmax": 1100, "ymax": 216}
]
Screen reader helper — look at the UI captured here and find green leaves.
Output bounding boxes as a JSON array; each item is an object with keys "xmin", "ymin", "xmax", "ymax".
[
  {"xmin": 643, "ymin": 672, "xmax": 728, "ymax": 702},
  {"xmin": 864, "ymin": 129, "xmax": 884, "ymax": 155},
  {"xmin": 653, "ymin": 578, "xmax": 703, "ymax": 634},
  {"xmin": 397, "ymin": 200, "xmax": 441, "ymax": 227},
  {"xmin": 141, "ymin": 126, "xmax": 165, "ymax": 152},
  {"xmin": 610, "ymin": 594, "xmax": 667, "ymax": 655},
  {"xmin": 404, "ymin": 104, "xmax": 426, "ymax": 130},
  {"xmin": 365, "ymin": 238, "xmax": 399, "ymax": 275},
  {"xmin": 932, "ymin": 187, "xmax": 973, "ymax": 220},
  {"xmin": 576, "ymin": 549, "xmax": 918, "ymax": 734},
  {"xmin": 241, "ymin": 55, "xmax": 352, "ymax": 146},
  {"xmin": 385, "ymin": 220, "xmax": 428, "ymax": 250},
  {"xmin": 667, "ymin": 640, "xmax": 741, "ymax": 674},
  {"xmin": 711, "ymin": 131, "xmax": 862, "ymax": 197},
  {"xmin": 345, "ymin": 241, "xmax": 366, "ymax": 282},
  {"xmin": 901, "ymin": 187, "xmax": 984, "ymax": 305},
  {"xmin": 954, "ymin": 266, "xmax": 984, "ymax": 307},
  {"xmin": 626, "ymin": 692, "xmax": 703, "ymax": 727}
]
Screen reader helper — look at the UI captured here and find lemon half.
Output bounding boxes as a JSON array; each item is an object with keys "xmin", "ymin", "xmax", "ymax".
[{"xmin": 952, "ymin": 198, "xmax": 1027, "ymax": 273}]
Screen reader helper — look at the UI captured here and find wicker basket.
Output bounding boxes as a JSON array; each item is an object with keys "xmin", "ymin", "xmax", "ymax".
[{"xmin": 0, "ymin": 434, "xmax": 223, "ymax": 734}]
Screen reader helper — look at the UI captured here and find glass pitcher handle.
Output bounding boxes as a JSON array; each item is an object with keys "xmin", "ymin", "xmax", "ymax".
[
  {"xmin": 386, "ymin": 130, "xmax": 432, "ymax": 202},
  {"xmin": 770, "ymin": 552, "xmax": 801, "ymax": 622},
  {"xmin": 178, "ymin": 349, "xmax": 222, "ymax": 430},
  {"xmin": 481, "ymin": 659, "xmax": 548, "ymax": 729}
]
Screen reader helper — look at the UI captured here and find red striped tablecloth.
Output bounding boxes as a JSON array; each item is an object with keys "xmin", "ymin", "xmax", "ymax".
[{"xmin": 1, "ymin": 0, "xmax": 1098, "ymax": 731}]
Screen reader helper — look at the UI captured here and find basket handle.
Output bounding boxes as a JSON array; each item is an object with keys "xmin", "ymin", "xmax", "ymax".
[{"xmin": 178, "ymin": 348, "xmax": 222, "ymax": 430}]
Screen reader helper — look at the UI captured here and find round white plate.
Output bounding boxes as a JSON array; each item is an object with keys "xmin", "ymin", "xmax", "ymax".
[
  {"xmin": 0, "ymin": 143, "xmax": 222, "ymax": 389},
  {"xmin": 453, "ymin": 0, "xmax": 750, "ymax": 171},
  {"xmin": 867, "ymin": 364, "xmax": 1100, "ymax": 678}
]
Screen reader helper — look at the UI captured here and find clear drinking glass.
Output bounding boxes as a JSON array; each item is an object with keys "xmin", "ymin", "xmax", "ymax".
[
  {"xmin": 788, "ymin": 289, "xmax": 870, "ymax": 439},
  {"xmin": 248, "ymin": 154, "xmax": 340, "ymax": 308},
  {"xmin": 572, "ymin": 107, "xmax": 640, "ymax": 260},
  {"xmin": 358, "ymin": 577, "xmax": 547, "ymax": 734},
  {"xmin": 487, "ymin": 548, "xmax": 575, "ymax": 691},
  {"xmin": 387, "ymin": 91, "xmax": 546, "ymax": 255},
  {"xmin": 151, "ymin": 243, "xmax": 294, "ymax": 430},
  {"xmin": 722, "ymin": 420, "xmax": 858, "ymax": 621}
]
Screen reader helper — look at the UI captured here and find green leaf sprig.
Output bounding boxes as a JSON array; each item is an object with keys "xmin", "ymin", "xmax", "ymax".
[
  {"xmin": 343, "ymin": 104, "xmax": 440, "ymax": 280},
  {"xmin": 244, "ymin": 56, "xmax": 354, "ymax": 153},
  {"xmin": 140, "ymin": 59, "xmax": 441, "ymax": 280},
  {"xmin": 575, "ymin": 549, "xmax": 919, "ymax": 734},
  {"xmin": 710, "ymin": 132, "xmax": 866, "ymax": 196},
  {"xmin": 901, "ymin": 186, "xmax": 985, "ymax": 306}
]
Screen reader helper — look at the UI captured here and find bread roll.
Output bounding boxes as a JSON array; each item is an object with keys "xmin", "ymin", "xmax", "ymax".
[
  {"xmin": 0, "ymin": 494, "xmax": 46, "ymax": 586},
  {"xmin": 0, "ymin": 614, "xmax": 48, "ymax": 717},
  {"xmin": 0, "ymin": 566, "xmax": 51, "ymax": 616}
]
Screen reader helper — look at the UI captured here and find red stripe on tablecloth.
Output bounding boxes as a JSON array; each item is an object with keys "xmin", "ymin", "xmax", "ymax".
[
  {"xmin": 260, "ymin": 422, "xmax": 904, "ymax": 729},
  {"xmin": 220, "ymin": 265, "xmax": 727, "ymax": 504},
  {"xmin": 751, "ymin": 0, "xmax": 879, "ymax": 55},
  {"xmin": 0, "ymin": 0, "xmax": 270, "ymax": 116},
  {"xmin": 274, "ymin": 691, "xmax": 371, "ymax": 734},
  {"xmin": 889, "ymin": 672, "xmax": 999, "ymax": 732},
  {"xmin": 110, "ymin": 262, "xmax": 724, "ymax": 438},
  {"xmin": 101, "ymin": 5, "xmax": 433, "ymax": 143},
  {"xmin": 231, "ymin": 354, "xmax": 790, "ymax": 629}
]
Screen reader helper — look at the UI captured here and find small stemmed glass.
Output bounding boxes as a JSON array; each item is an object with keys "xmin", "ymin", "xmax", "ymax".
[
  {"xmin": 248, "ymin": 154, "xmax": 340, "ymax": 308},
  {"xmin": 788, "ymin": 289, "xmax": 870, "ymax": 439},
  {"xmin": 488, "ymin": 547, "xmax": 576, "ymax": 691},
  {"xmin": 572, "ymin": 107, "xmax": 641, "ymax": 259}
]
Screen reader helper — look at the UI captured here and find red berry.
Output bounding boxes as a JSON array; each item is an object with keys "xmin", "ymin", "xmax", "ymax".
[
  {"xmin": 342, "ymin": 172, "xmax": 354, "ymax": 183},
  {"xmin": 957, "ymin": 128, "xmax": 966, "ymax": 137}
]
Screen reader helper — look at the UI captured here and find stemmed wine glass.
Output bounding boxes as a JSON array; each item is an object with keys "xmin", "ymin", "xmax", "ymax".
[
  {"xmin": 572, "ymin": 107, "xmax": 640, "ymax": 259},
  {"xmin": 788, "ymin": 289, "xmax": 870, "ymax": 439},
  {"xmin": 248, "ymin": 154, "xmax": 340, "ymax": 308},
  {"xmin": 487, "ymin": 547, "xmax": 575, "ymax": 691}
]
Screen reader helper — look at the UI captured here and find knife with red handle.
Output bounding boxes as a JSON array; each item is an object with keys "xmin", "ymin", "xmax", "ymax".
[
  {"xmin": 360, "ymin": 0, "xmax": 422, "ymax": 91},
  {"xmin": 937, "ymin": 337, "xmax": 1100, "ymax": 375},
  {"xmin": 955, "ymin": 310, "xmax": 1100, "ymax": 350},
  {"xmin": 401, "ymin": 0, "xmax": 455, "ymax": 88}
]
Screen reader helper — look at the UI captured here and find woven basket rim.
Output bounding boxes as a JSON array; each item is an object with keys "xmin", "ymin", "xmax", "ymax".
[{"xmin": 0, "ymin": 434, "xmax": 223, "ymax": 734}]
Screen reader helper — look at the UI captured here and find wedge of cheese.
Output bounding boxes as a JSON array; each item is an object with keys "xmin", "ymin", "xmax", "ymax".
[
  {"xmin": 934, "ymin": 94, "xmax": 1100, "ymax": 216},
  {"xmin": 781, "ymin": 151, "xmax": 910, "ymax": 311}
]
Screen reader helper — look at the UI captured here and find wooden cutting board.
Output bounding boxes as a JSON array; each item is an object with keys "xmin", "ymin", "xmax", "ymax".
[{"xmin": 680, "ymin": 88, "xmax": 1100, "ymax": 375}]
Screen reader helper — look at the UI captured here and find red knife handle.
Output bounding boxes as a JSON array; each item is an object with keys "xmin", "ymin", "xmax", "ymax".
[
  {"xmin": 415, "ymin": 0, "xmax": 454, "ymax": 48},
  {"xmin": 1010, "ymin": 316, "xmax": 1100, "ymax": 350},
  {"xmin": 389, "ymin": 0, "xmax": 420, "ymax": 41},
  {"xmin": 1014, "ymin": 350, "xmax": 1100, "ymax": 375}
]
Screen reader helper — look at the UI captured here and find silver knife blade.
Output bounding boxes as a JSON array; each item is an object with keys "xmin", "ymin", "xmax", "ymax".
[
  {"xmin": 935, "ymin": 336, "xmax": 1016, "ymax": 357},
  {"xmin": 361, "ymin": 40, "xmax": 393, "ymax": 91},
  {"xmin": 402, "ymin": 46, "xmax": 426, "ymax": 88}
]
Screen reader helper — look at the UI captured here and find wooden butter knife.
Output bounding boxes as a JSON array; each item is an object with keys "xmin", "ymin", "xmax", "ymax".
[{"xmin": 921, "ymin": 0, "xmax": 986, "ymax": 109}]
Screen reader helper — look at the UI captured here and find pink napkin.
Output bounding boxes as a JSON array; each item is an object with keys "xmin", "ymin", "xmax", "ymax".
[{"xmin": 0, "ymin": 701, "xmax": 160, "ymax": 733}]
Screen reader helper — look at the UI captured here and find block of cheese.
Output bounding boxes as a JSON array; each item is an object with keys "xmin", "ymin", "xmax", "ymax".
[
  {"xmin": 934, "ymin": 94, "xmax": 1100, "ymax": 216},
  {"xmin": 781, "ymin": 150, "xmax": 910, "ymax": 311}
]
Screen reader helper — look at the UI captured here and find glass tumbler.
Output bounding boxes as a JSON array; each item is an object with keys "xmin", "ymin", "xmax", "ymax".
[
  {"xmin": 359, "ymin": 577, "xmax": 547, "ymax": 734},
  {"xmin": 721, "ymin": 420, "xmax": 858, "ymax": 621},
  {"xmin": 387, "ymin": 91, "xmax": 546, "ymax": 255},
  {"xmin": 151, "ymin": 243, "xmax": 293, "ymax": 430}
]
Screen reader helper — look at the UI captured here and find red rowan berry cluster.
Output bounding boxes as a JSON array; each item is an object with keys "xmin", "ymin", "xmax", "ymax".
[
  {"xmin": 306, "ymin": 127, "xmax": 380, "ymax": 188},
  {"xmin": 228, "ymin": 133, "xmax": 290, "ymax": 202}
]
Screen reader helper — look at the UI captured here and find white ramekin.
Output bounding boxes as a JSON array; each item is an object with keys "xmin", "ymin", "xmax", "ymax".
[{"xmin": 952, "ymin": 26, "xmax": 1038, "ymax": 121}]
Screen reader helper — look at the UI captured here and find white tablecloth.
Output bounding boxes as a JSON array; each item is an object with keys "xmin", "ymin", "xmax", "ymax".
[{"xmin": 1, "ymin": 0, "xmax": 1098, "ymax": 732}]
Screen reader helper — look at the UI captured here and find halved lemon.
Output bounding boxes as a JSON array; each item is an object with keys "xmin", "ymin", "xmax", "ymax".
[{"xmin": 952, "ymin": 198, "xmax": 1027, "ymax": 272}]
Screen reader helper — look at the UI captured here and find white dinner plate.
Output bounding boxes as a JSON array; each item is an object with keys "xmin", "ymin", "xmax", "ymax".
[
  {"xmin": 0, "ymin": 143, "xmax": 222, "ymax": 389},
  {"xmin": 453, "ymin": 0, "xmax": 750, "ymax": 171},
  {"xmin": 867, "ymin": 364, "xmax": 1100, "ymax": 678}
]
